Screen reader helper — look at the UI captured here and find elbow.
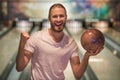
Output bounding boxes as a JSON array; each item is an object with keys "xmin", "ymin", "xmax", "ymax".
[
  {"xmin": 75, "ymin": 75, "xmax": 82, "ymax": 80},
  {"xmin": 74, "ymin": 72, "xmax": 83, "ymax": 80},
  {"xmin": 16, "ymin": 65, "xmax": 24, "ymax": 72},
  {"xmin": 16, "ymin": 68, "xmax": 22, "ymax": 72},
  {"xmin": 16, "ymin": 59, "xmax": 26, "ymax": 72}
]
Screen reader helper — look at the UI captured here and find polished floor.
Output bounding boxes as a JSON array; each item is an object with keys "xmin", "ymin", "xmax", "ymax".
[{"xmin": 0, "ymin": 23, "xmax": 120, "ymax": 80}]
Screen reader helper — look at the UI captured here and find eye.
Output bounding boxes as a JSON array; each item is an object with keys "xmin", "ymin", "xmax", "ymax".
[
  {"xmin": 59, "ymin": 15, "xmax": 64, "ymax": 18},
  {"xmin": 52, "ymin": 15, "xmax": 57, "ymax": 18}
]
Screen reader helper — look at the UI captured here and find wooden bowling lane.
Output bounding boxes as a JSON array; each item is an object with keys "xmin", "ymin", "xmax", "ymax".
[
  {"xmin": 68, "ymin": 25, "xmax": 120, "ymax": 80},
  {"xmin": 0, "ymin": 28, "xmax": 21, "ymax": 79},
  {"xmin": 96, "ymin": 27, "xmax": 120, "ymax": 46},
  {"xmin": 104, "ymin": 27, "xmax": 120, "ymax": 45}
]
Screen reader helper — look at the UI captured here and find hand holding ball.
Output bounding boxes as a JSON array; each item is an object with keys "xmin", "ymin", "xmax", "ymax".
[{"xmin": 81, "ymin": 29, "xmax": 105, "ymax": 56}]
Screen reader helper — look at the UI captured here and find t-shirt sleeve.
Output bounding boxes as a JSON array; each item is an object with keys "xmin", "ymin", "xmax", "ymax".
[
  {"xmin": 24, "ymin": 33, "xmax": 36, "ymax": 53},
  {"xmin": 71, "ymin": 40, "xmax": 79, "ymax": 58}
]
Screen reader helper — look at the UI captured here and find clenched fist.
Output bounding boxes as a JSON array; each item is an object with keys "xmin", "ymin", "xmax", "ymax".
[{"xmin": 20, "ymin": 32, "xmax": 30, "ymax": 46}]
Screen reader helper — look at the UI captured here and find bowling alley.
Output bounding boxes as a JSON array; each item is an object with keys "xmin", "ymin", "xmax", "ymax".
[{"xmin": 0, "ymin": 0, "xmax": 120, "ymax": 80}]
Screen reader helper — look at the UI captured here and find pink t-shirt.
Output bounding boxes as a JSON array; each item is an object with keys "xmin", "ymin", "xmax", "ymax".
[{"xmin": 24, "ymin": 29, "xmax": 79, "ymax": 80}]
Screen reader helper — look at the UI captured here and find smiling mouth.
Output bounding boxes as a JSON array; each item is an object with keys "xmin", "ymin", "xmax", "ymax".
[{"xmin": 55, "ymin": 21, "xmax": 63, "ymax": 27}]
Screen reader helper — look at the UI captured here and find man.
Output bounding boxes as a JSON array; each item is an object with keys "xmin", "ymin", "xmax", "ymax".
[{"xmin": 16, "ymin": 3, "xmax": 103, "ymax": 80}]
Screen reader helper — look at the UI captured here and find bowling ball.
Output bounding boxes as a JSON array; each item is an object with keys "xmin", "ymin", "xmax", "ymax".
[{"xmin": 81, "ymin": 29, "xmax": 105, "ymax": 55}]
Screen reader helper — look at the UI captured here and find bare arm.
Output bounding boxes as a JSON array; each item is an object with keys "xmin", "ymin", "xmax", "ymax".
[
  {"xmin": 70, "ymin": 53, "xmax": 90, "ymax": 80},
  {"xmin": 70, "ymin": 47, "xmax": 103, "ymax": 80},
  {"xmin": 16, "ymin": 32, "xmax": 32, "ymax": 72}
]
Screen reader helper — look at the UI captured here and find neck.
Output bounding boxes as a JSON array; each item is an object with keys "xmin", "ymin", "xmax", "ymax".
[{"xmin": 49, "ymin": 29, "xmax": 64, "ymax": 42}]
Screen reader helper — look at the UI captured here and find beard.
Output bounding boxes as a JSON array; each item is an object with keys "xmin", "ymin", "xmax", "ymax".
[{"xmin": 50, "ymin": 23, "xmax": 66, "ymax": 33}]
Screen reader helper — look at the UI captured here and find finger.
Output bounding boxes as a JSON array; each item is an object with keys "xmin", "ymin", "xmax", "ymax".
[
  {"xmin": 95, "ymin": 46, "xmax": 104, "ymax": 54},
  {"xmin": 87, "ymin": 46, "xmax": 104, "ymax": 56},
  {"xmin": 86, "ymin": 50, "xmax": 95, "ymax": 56}
]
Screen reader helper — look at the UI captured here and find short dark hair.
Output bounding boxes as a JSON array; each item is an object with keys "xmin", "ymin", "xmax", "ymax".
[{"xmin": 48, "ymin": 3, "xmax": 67, "ymax": 19}]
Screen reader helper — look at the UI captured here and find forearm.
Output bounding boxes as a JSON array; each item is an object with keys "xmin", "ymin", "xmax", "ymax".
[
  {"xmin": 75, "ymin": 53, "xmax": 90, "ymax": 79},
  {"xmin": 16, "ymin": 37, "xmax": 27, "ymax": 71}
]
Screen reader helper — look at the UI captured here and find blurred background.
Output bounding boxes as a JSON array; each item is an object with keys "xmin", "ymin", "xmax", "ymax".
[{"xmin": 0, "ymin": 0, "xmax": 120, "ymax": 80}]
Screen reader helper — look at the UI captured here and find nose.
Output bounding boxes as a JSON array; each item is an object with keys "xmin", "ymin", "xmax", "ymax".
[{"xmin": 56, "ymin": 16, "xmax": 61, "ymax": 22}]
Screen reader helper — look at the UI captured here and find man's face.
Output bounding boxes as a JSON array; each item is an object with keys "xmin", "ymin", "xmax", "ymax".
[{"xmin": 49, "ymin": 7, "xmax": 67, "ymax": 32}]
